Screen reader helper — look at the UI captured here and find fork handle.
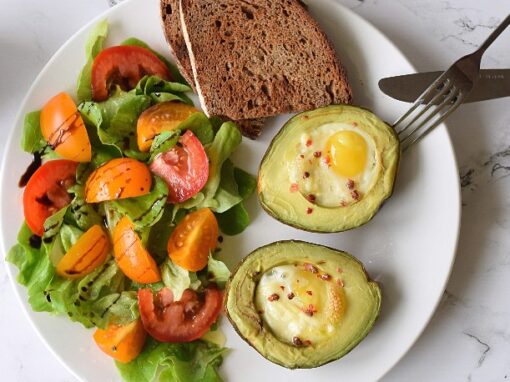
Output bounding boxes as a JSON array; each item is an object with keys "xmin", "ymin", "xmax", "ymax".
[{"xmin": 476, "ymin": 14, "xmax": 510, "ymax": 56}]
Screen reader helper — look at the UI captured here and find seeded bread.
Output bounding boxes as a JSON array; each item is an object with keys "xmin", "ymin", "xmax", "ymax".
[
  {"xmin": 179, "ymin": 0, "xmax": 352, "ymax": 121},
  {"xmin": 161, "ymin": 0, "xmax": 266, "ymax": 138}
]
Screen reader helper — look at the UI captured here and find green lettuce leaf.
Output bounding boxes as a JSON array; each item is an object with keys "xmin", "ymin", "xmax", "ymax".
[
  {"xmin": 67, "ymin": 184, "xmax": 103, "ymax": 231},
  {"xmin": 216, "ymin": 203, "xmax": 250, "ymax": 236},
  {"xmin": 6, "ymin": 222, "xmax": 56, "ymax": 312},
  {"xmin": 116, "ymin": 338, "xmax": 226, "ymax": 382},
  {"xmin": 176, "ymin": 112, "xmax": 214, "ymax": 145},
  {"xmin": 20, "ymin": 111, "xmax": 45, "ymax": 153},
  {"xmin": 134, "ymin": 75, "xmax": 192, "ymax": 105},
  {"xmin": 196, "ymin": 122, "xmax": 242, "ymax": 211},
  {"xmin": 77, "ymin": 19, "xmax": 108, "ymax": 102},
  {"xmin": 161, "ymin": 259, "xmax": 201, "ymax": 300},
  {"xmin": 7, "ymin": 222, "xmax": 137, "ymax": 329},
  {"xmin": 206, "ymin": 256, "xmax": 230, "ymax": 289},
  {"xmin": 107, "ymin": 176, "xmax": 168, "ymax": 230},
  {"xmin": 149, "ymin": 130, "xmax": 180, "ymax": 162}
]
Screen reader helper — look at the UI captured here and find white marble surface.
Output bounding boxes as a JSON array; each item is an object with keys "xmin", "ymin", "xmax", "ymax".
[{"xmin": 1, "ymin": 0, "xmax": 509, "ymax": 381}]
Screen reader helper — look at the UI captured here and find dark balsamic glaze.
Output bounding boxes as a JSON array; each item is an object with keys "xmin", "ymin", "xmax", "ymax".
[{"xmin": 18, "ymin": 151, "xmax": 42, "ymax": 187}]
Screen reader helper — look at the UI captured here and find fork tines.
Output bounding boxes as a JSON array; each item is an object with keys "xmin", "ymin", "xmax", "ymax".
[{"xmin": 393, "ymin": 75, "xmax": 464, "ymax": 150}]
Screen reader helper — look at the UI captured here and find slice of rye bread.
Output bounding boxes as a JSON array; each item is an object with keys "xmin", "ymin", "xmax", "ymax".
[
  {"xmin": 160, "ymin": 0, "xmax": 266, "ymax": 138},
  {"xmin": 179, "ymin": 0, "xmax": 352, "ymax": 121}
]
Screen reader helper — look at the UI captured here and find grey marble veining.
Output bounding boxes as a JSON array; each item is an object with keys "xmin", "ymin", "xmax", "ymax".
[{"xmin": 0, "ymin": 0, "xmax": 509, "ymax": 381}]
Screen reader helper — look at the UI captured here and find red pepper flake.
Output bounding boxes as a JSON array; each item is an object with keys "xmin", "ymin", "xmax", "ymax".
[
  {"xmin": 305, "ymin": 139, "xmax": 313, "ymax": 147},
  {"xmin": 340, "ymin": 201, "xmax": 348, "ymax": 207},
  {"xmin": 337, "ymin": 279, "xmax": 345, "ymax": 287},
  {"xmin": 287, "ymin": 292, "xmax": 295, "ymax": 300},
  {"xmin": 303, "ymin": 171, "xmax": 310, "ymax": 179},
  {"xmin": 304, "ymin": 304, "xmax": 317, "ymax": 316},
  {"xmin": 320, "ymin": 273, "xmax": 331, "ymax": 281},
  {"xmin": 306, "ymin": 290, "xmax": 313, "ymax": 296},
  {"xmin": 304, "ymin": 263, "xmax": 318, "ymax": 274},
  {"xmin": 292, "ymin": 336, "xmax": 303, "ymax": 346},
  {"xmin": 300, "ymin": 154, "xmax": 305, "ymax": 159},
  {"xmin": 324, "ymin": 155, "xmax": 331, "ymax": 166},
  {"xmin": 257, "ymin": 310, "xmax": 264, "ymax": 314},
  {"xmin": 313, "ymin": 151, "xmax": 322, "ymax": 158},
  {"xmin": 290, "ymin": 183, "xmax": 299, "ymax": 192},
  {"xmin": 347, "ymin": 179, "xmax": 355, "ymax": 190},
  {"xmin": 279, "ymin": 285, "xmax": 285, "ymax": 291},
  {"xmin": 303, "ymin": 340, "xmax": 312, "ymax": 346},
  {"xmin": 307, "ymin": 194, "xmax": 316, "ymax": 203},
  {"xmin": 351, "ymin": 190, "xmax": 360, "ymax": 201},
  {"xmin": 336, "ymin": 267, "xmax": 343, "ymax": 273},
  {"xmin": 268, "ymin": 293, "xmax": 280, "ymax": 302},
  {"xmin": 352, "ymin": 122, "xmax": 358, "ymax": 127}
]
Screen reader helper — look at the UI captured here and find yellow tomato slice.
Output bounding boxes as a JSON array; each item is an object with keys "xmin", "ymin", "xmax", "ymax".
[
  {"xmin": 113, "ymin": 216, "xmax": 161, "ymax": 283},
  {"xmin": 56, "ymin": 225, "xmax": 110, "ymax": 279},
  {"xmin": 93, "ymin": 319, "xmax": 146, "ymax": 363},
  {"xmin": 85, "ymin": 158, "xmax": 152, "ymax": 203},
  {"xmin": 137, "ymin": 101, "xmax": 199, "ymax": 152},
  {"xmin": 167, "ymin": 208, "xmax": 218, "ymax": 272},
  {"xmin": 40, "ymin": 92, "xmax": 91, "ymax": 162}
]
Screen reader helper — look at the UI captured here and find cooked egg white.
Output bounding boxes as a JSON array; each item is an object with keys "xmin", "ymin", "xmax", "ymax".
[
  {"xmin": 255, "ymin": 264, "xmax": 346, "ymax": 345},
  {"xmin": 288, "ymin": 122, "xmax": 379, "ymax": 207}
]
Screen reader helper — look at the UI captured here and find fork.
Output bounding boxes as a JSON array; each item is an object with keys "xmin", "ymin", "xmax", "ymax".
[{"xmin": 393, "ymin": 14, "xmax": 510, "ymax": 151}]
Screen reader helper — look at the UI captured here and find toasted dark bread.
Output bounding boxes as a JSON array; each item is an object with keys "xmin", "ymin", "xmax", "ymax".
[
  {"xmin": 161, "ymin": 0, "xmax": 266, "ymax": 138},
  {"xmin": 179, "ymin": 0, "xmax": 352, "ymax": 121}
]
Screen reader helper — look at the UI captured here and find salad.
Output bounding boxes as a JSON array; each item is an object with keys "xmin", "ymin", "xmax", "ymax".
[{"xmin": 7, "ymin": 20, "xmax": 256, "ymax": 381}]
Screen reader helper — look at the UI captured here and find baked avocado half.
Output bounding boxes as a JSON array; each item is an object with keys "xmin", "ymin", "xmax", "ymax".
[
  {"xmin": 225, "ymin": 240, "xmax": 381, "ymax": 369},
  {"xmin": 258, "ymin": 105, "xmax": 400, "ymax": 232}
]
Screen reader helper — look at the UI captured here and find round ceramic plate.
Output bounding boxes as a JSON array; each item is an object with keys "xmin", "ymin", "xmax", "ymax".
[{"xmin": 0, "ymin": 0, "xmax": 460, "ymax": 380}]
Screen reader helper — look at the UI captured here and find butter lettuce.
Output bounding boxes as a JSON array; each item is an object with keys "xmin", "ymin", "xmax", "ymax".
[
  {"xmin": 77, "ymin": 19, "xmax": 108, "ymax": 103},
  {"xmin": 116, "ymin": 338, "xmax": 226, "ymax": 382}
]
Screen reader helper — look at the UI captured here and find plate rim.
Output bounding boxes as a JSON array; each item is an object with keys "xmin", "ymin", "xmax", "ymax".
[{"xmin": 0, "ymin": 0, "xmax": 461, "ymax": 380}]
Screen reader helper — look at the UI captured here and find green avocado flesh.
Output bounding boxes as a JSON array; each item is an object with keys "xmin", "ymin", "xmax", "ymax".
[
  {"xmin": 258, "ymin": 105, "xmax": 400, "ymax": 232},
  {"xmin": 225, "ymin": 241, "xmax": 381, "ymax": 369}
]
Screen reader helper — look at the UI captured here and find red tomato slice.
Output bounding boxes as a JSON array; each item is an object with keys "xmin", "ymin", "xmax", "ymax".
[
  {"xmin": 91, "ymin": 45, "xmax": 171, "ymax": 101},
  {"xmin": 23, "ymin": 160, "xmax": 78, "ymax": 236},
  {"xmin": 137, "ymin": 286, "xmax": 223, "ymax": 343},
  {"xmin": 149, "ymin": 130, "xmax": 209, "ymax": 204}
]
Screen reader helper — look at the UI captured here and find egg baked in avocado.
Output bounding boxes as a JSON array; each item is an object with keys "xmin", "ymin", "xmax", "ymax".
[
  {"xmin": 258, "ymin": 105, "xmax": 400, "ymax": 232},
  {"xmin": 225, "ymin": 241, "xmax": 381, "ymax": 369}
]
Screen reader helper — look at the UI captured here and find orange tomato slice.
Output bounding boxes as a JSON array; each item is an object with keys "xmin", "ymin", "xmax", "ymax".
[
  {"xmin": 137, "ymin": 101, "xmax": 199, "ymax": 152},
  {"xmin": 85, "ymin": 158, "xmax": 152, "ymax": 203},
  {"xmin": 40, "ymin": 92, "xmax": 91, "ymax": 162},
  {"xmin": 113, "ymin": 216, "xmax": 161, "ymax": 283},
  {"xmin": 93, "ymin": 319, "xmax": 146, "ymax": 363},
  {"xmin": 167, "ymin": 208, "xmax": 218, "ymax": 272},
  {"xmin": 56, "ymin": 225, "xmax": 110, "ymax": 279}
]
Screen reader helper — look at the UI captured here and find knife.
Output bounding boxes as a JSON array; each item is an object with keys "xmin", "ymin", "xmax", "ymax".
[{"xmin": 378, "ymin": 69, "xmax": 510, "ymax": 103}]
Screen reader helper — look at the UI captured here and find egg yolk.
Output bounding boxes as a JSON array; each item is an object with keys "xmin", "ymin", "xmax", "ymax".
[{"xmin": 325, "ymin": 130, "xmax": 368, "ymax": 178}]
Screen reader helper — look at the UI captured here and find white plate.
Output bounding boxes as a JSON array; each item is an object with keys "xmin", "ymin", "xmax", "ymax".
[{"xmin": 0, "ymin": 0, "xmax": 460, "ymax": 380}]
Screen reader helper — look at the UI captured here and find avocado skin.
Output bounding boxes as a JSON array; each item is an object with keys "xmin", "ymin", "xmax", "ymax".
[
  {"xmin": 224, "ymin": 240, "xmax": 382, "ymax": 369},
  {"xmin": 257, "ymin": 104, "xmax": 401, "ymax": 233}
]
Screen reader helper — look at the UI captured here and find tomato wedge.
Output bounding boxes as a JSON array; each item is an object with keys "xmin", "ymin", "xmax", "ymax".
[
  {"xmin": 56, "ymin": 225, "xmax": 110, "ymax": 279},
  {"xmin": 113, "ymin": 216, "xmax": 161, "ymax": 283},
  {"xmin": 149, "ymin": 130, "xmax": 208, "ymax": 204},
  {"xmin": 85, "ymin": 158, "xmax": 152, "ymax": 203},
  {"xmin": 91, "ymin": 45, "xmax": 171, "ymax": 101},
  {"xmin": 167, "ymin": 208, "xmax": 218, "ymax": 272},
  {"xmin": 137, "ymin": 102, "xmax": 199, "ymax": 152},
  {"xmin": 40, "ymin": 92, "xmax": 91, "ymax": 162},
  {"xmin": 93, "ymin": 319, "xmax": 146, "ymax": 363},
  {"xmin": 137, "ymin": 286, "xmax": 223, "ymax": 343},
  {"xmin": 23, "ymin": 160, "xmax": 78, "ymax": 236}
]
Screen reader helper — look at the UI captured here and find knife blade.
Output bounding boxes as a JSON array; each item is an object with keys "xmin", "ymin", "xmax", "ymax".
[{"xmin": 378, "ymin": 69, "xmax": 510, "ymax": 103}]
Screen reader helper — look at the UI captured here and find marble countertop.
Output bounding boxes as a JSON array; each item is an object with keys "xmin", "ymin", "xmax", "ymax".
[{"xmin": 1, "ymin": 0, "xmax": 509, "ymax": 380}]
